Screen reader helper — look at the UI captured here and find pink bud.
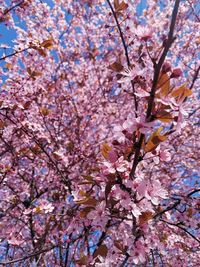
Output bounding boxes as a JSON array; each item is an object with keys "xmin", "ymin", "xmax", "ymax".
[
  {"xmin": 112, "ymin": 140, "xmax": 120, "ymax": 146},
  {"xmin": 171, "ymin": 68, "xmax": 182, "ymax": 78},
  {"xmin": 162, "ymin": 62, "xmax": 171, "ymax": 73},
  {"xmin": 108, "ymin": 150, "xmax": 118, "ymax": 163}
]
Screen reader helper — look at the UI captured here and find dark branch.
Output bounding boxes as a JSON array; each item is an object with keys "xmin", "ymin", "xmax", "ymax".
[
  {"xmin": 160, "ymin": 219, "xmax": 200, "ymax": 244},
  {"xmin": 189, "ymin": 65, "xmax": 200, "ymax": 90},
  {"xmin": 130, "ymin": 0, "xmax": 181, "ymax": 179},
  {"xmin": 153, "ymin": 199, "xmax": 181, "ymax": 219},
  {"xmin": 106, "ymin": 0, "xmax": 130, "ymax": 66},
  {"xmin": 0, "ymin": 47, "xmax": 30, "ymax": 61},
  {"xmin": 0, "ymin": 246, "xmax": 55, "ymax": 265},
  {"xmin": 106, "ymin": 0, "xmax": 138, "ymax": 114},
  {"xmin": 187, "ymin": 188, "xmax": 200, "ymax": 197},
  {"xmin": 0, "ymin": 0, "xmax": 24, "ymax": 19},
  {"xmin": 120, "ymin": 252, "xmax": 130, "ymax": 267}
]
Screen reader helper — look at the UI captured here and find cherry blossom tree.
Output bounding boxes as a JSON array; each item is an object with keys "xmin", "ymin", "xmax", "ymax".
[{"xmin": 0, "ymin": 0, "xmax": 199, "ymax": 266}]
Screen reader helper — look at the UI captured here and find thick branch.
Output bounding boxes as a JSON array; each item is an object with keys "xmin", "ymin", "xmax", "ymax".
[
  {"xmin": 130, "ymin": 0, "xmax": 181, "ymax": 179},
  {"xmin": 189, "ymin": 65, "xmax": 200, "ymax": 90}
]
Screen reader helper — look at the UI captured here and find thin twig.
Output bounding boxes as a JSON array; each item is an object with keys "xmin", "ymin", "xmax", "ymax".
[
  {"xmin": 0, "ymin": 246, "xmax": 55, "ymax": 265},
  {"xmin": 0, "ymin": 0, "xmax": 24, "ymax": 18},
  {"xmin": 160, "ymin": 219, "xmax": 200, "ymax": 244},
  {"xmin": 106, "ymin": 0, "xmax": 138, "ymax": 114},
  {"xmin": 189, "ymin": 65, "xmax": 200, "ymax": 90},
  {"xmin": 0, "ymin": 47, "xmax": 30, "ymax": 61}
]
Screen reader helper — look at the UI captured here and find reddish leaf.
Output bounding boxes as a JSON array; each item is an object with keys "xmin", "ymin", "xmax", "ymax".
[
  {"xmin": 101, "ymin": 143, "xmax": 112, "ymax": 159},
  {"xmin": 157, "ymin": 73, "xmax": 170, "ymax": 96},
  {"xmin": 145, "ymin": 127, "xmax": 167, "ymax": 152},
  {"xmin": 93, "ymin": 244, "xmax": 108, "ymax": 258},
  {"xmin": 109, "ymin": 61, "xmax": 124, "ymax": 72},
  {"xmin": 155, "ymin": 110, "xmax": 173, "ymax": 123},
  {"xmin": 139, "ymin": 211, "xmax": 153, "ymax": 225},
  {"xmin": 41, "ymin": 39, "xmax": 54, "ymax": 49},
  {"xmin": 171, "ymin": 85, "xmax": 192, "ymax": 99}
]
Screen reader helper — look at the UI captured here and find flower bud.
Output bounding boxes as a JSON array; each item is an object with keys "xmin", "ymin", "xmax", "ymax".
[
  {"xmin": 162, "ymin": 62, "xmax": 171, "ymax": 73},
  {"xmin": 171, "ymin": 68, "xmax": 182, "ymax": 78},
  {"xmin": 112, "ymin": 140, "xmax": 120, "ymax": 146}
]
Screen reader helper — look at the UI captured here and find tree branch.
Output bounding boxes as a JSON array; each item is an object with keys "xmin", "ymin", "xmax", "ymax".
[
  {"xmin": 0, "ymin": 47, "xmax": 30, "ymax": 61},
  {"xmin": 106, "ymin": 0, "xmax": 138, "ymax": 114},
  {"xmin": 189, "ymin": 65, "xmax": 200, "ymax": 90},
  {"xmin": 106, "ymin": 0, "xmax": 130, "ymax": 66},
  {"xmin": 0, "ymin": 246, "xmax": 55, "ymax": 265},
  {"xmin": 160, "ymin": 219, "xmax": 200, "ymax": 244},
  {"xmin": 130, "ymin": 0, "xmax": 181, "ymax": 179},
  {"xmin": 153, "ymin": 199, "xmax": 181, "ymax": 219},
  {"xmin": 120, "ymin": 252, "xmax": 130, "ymax": 267},
  {"xmin": 0, "ymin": 0, "xmax": 24, "ymax": 19}
]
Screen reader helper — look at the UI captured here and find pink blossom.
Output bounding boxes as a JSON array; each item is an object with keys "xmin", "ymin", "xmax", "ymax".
[
  {"xmin": 132, "ymin": 203, "xmax": 142, "ymax": 218},
  {"xmin": 8, "ymin": 236, "xmax": 24, "ymax": 246},
  {"xmin": 107, "ymin": 150, "xmax": 118, "ymax": 163},
  {"xmin": 123, "ymin": 115, "xmax": 154, "ymax": 134},
  {"xmin": 130, "ymin": 240, "xmax": 146, "ymax": 264},
  {"xmin": 159, "ymin": 150, "xmax": 171, "ymax": 162},
  {"xmin": 120, "ymin": 192, "xmax": 132, "ymax": 209},
  {"xmin": 33, "ymin": 201, "xmax": 54, "ymax": 214},
  {"xmin": 117, "ymin": 66, "xmax": 143, "ymax": 84},
  {"xmin": 137, "ymin": 179, "xmax": 148, "ymax": 196},
  {"xmin": 136, "ymin": 179, "xmax": 167, "ymax": 205},
  {"xmin": 134, "ymin": 88, "xmax": 150, "ymax": 98},
  {"xmin": 148, "ymin": 147, "xmax": 171, "ymax": 164},
  {"xmin": 87, "ymin": 202, "xmax": 108, "ymax": 227},
  {"xmin": 113, "ymin": 125, "xmax": 126, "ymax": 143},
  {"xmin": 135, "ymin": 25, "xmax": 153, "ymax": 41},
  {"xmin": 103, "ymin": 156, "xmax": 129, "ymax": 174},
  {"xmin": 176, "ymin": 105, "xmax": 189, "ymax": 132},
  {"xmin": 145, "ymin": 180, "xmax": 168, "ymax": 205}
]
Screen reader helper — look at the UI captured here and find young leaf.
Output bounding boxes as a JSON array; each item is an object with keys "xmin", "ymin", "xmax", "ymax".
[
  {"xmin": 79, "ymin": 207, "xmax": 95, "ymax": 218},
  {"xmin": 114, "ymin": 240, "xmax": 124, "ymax": 252},
  {"xmin": 115, "ymin": 1, "xmax": 128, "ymax": 12},
  {"xmin": 93, "ymin": 244, "xmax": 108, "ymax": 258},
  {"xmin": 27, "ymin": 67, "xmax": 42, "ymax": 79},
  {"xmin": 155, "ymin": 110, "xmax": 173, "ymax": 123},
  {"xmin": 37, "ymin": 48, "xmax": 47, "ymax": 57},
  {"xmin": 109, "ymin": 61, "xmax": 124, "ymax": 72},
  {"xmin": 41, "ymin": 39, "xmax": 54, "ymax": 49},
  {"xmin": 114, "ymin": 0, "xmax": 120, "ymax": 10},
  {"xmin": 101, "ymin": 143, "xmax": 112, "ymax": 160},
  {"xmin": 105, "ymin": 180, "xmax": 115, "ymax": 203},
  {"xmin": 40, "ymin": 107, "xmax": 51, "ymax": 116},
  {"xmin": 5, "ymin": 63, "xmax": 12, "ymax": 69},
  {"xmin": 75, "ymin": 197, "xmax": 98, "ymax": 206},
  {"xmin": 139, "ymin": 211, "xmax": 153, "ymax": 225},
  {"xmin": 157, "ymin": 73, "xmax": 170, "ymax": 96},
  {"xmin": 171, "ymin": 84, "xmax": 192, "ymax": 99},
  {"xmin": 145, "ymin": 127, "xmax": 167, "ymax": 152}
]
